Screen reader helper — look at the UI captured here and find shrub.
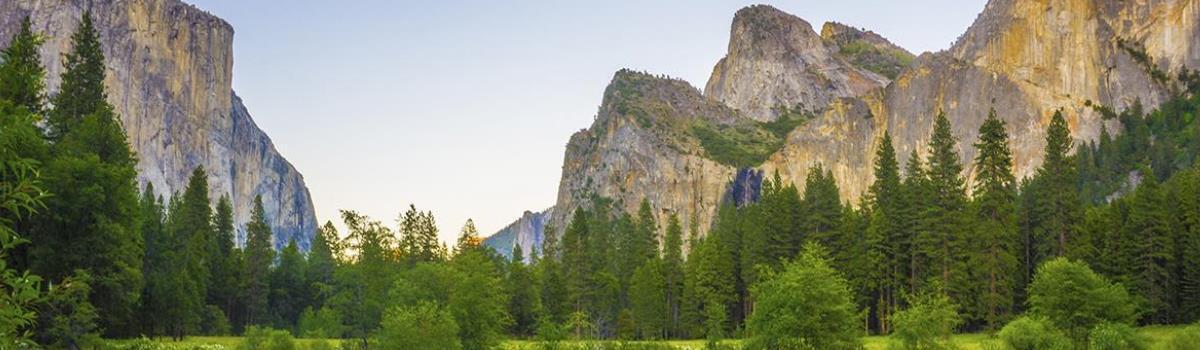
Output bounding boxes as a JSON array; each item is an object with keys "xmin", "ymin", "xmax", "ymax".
[
  {"xmin": 372, "ymin": 301, "xmax": 460, "ymax": 350},
  {"xmin": 298, "ymin": 306, "xmax": 344, "ymax": 339},
  {"xmin": 307, "ymin": 339, "xmax": 335, "ymax": 350},
  {"xmin": 1163, "ymin": 323, "xmax": 1200, "ymax": 350},
  {"xmin": 1087, "ymin": 322, "xmax": 1146, "ymax": 350},
  {"xmin": 240, "ymin": 326, "xmax": 296, "ymax": 350},
  {"xmin": 1027, "ymin": 258, "xmax": 1135, "ymax": 342},
  {"xmin": 996, "ymin": 316, "xmax": 1069, "ymax": 350},
  {"xmin": 744, "ymin": 243, "xmax": 860, "ymax": 350},
  {"xmin": 202, "ymin": 305, "xmax": 231, "ymax": 335},
  {"xmin": 889, "ymin": 289, "xmax": 961, "ymax": 350}
]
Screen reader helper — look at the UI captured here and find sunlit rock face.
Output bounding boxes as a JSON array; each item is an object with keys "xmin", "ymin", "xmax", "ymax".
[
  {"xmin": 704, "ymin": 5, "xmax": 905, "ymax": 122},
  {"xmin": 540, "ymin": 0, "xmax": 1200, "ymax": 245},
  {"xmin": 0, "ymin": 0, "xmax": 316, "ymax": 250}
]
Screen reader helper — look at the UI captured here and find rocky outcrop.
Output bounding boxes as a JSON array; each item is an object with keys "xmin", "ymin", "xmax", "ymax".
[
  {"xmin": 704, "ymin": 5, "xmax": 900, "ymax": 121},
  {"xmin": 0, "ymin": 0, "xmax": 316, "ymax": 249},
  {"xmin": 548, "ymin": 70, "xmax": 738, "ymax": 244},
  {"xmin": 484, "ymin": 207, "xmax": 554, "ymax": 262},
  {"xmin": 543, "ymin": 0, "xmax": 1200, "ymax": 245}
]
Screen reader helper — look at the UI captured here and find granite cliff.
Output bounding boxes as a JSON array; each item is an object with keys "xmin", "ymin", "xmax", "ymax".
[
  {"xmin": 0, "ymin": 0, "xmax": 316, "ymax": 249},
  {"xmin": 497, "ymin": 0, "xmax": 1200, "ymax": 255}
]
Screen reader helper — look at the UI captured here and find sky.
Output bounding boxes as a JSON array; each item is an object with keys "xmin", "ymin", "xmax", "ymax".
[{"xmin": 185, "ymin": 0, "xmax": 988, "ymax": 244}]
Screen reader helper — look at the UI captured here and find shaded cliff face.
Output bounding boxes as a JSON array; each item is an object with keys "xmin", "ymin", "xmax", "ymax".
[
  {"xmin": 544, "ymin": 0, "xmax": 1200, "ymax": 245},
  {"xmin": 704, "ymin": 5, "xmax": 905, "ymax": 121},
  {"xmin": 483, "ymin": 207, "xmax": 554, "ymax": 262},
  {"xmin": 0, "ymin": 0, "xmax": 316, "ymax": 249}
]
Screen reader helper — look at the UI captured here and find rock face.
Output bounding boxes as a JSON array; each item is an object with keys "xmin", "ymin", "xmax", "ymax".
[
  {"xmin": 529, "ymin": 0, "xmax": 1200, "ymax": 248},
  {"xmin": 483, "ymin": 208, "xmax": 554, "ymax": 262},
  {"xmin": 704, "ymin": 5, "xmax": 907, "ymax": 121},
  {"xmin": 0, "ymin": 0, "xmax": 317, "ymax": 250}
]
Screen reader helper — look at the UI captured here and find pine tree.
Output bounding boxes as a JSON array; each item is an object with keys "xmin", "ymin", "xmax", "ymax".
[
  {"xmin": 562, "ymin": 209, "xmax": 592, "ymax": 314},
  {"xmin": 0, "ymin": 16, "xmax": 46, "ymax": 114},
  {"xmin": 31, "ymin": 11, "xmax": 144, "ymax": 336},
  {"xmin": 46, "ymin": 12, "xmax": 110, "ymax": 140},
  {"xmin": 137, "ymin": 184, "xmax": 167, "ymax": 336},
  {"xmin": 629, "ymin": 258, "xmax": 668, "ymax": 339},
  {"xmin": 1127, "ymin": 174, "xmax": 1174, "ymax": 324},
  {"xmin": 903, "ymin": 149, "xmax": 931, "ymax": 294},
  {"xmin": 269, "ymin": 239, "xmax": 306, "ymax": 330},
  {"xmin": 968, "ymin": 109, "xmax": 1019, "ymax": 330},
  {"xmin": 868, "ymin": 132, "xmax": 903, "ymax": 334},
  {"xmin": 243, "ymin": 196, "xmax": 274, "ymax": 327},
  {"xmin": 506, "ymin": 245, "xmax": 541, "ymax": 337},
  {"xmin": 923, "ymin": 112, "xmax": 970, "ymax": 305},
  {"xmin": 1174, "ymin": 167, "xmax": 1200, "ymax": 322},
  {"xmin": 455, "ymin": 219, "xmax": 482, "ymax": 256},
  {"xmin": 804, "ymin": 164, "xmax": 843, "ymax": 248},
  {"xmin": 1032, "ymin": 110, "xmax": 1082, "ymax": 261},
  {"xmin": 538, "ymin": 224, "xmax": 569, "ymax": 323},
  {"xmin": 399, "ymin": 204, "xmax": 443, "ymax": 264},
  {"xmin": 306, "ymin": 221, "xmax": 338, "ymax": 306},
  {"xmin": 210, "ymin": 195, "xmax": 238, "ymax": 324},
  {"xmin": 663, "ymin": 213, "xmax": 685, "ymax": 337}
]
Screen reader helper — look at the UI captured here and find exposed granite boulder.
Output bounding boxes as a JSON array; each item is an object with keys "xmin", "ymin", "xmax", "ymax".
[{"xmin": 0, "ymin": 0, "xmax": 316, "ymax": 249}]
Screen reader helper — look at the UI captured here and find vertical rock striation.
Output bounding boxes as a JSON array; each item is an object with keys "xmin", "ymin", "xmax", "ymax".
[{"xmin": 0, "ymin": 0, "xmax": 316, "ymax": 249}]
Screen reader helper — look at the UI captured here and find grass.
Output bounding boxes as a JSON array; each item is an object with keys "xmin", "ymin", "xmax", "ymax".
[
  {"xmin": 104, "ymin": 336, "xmax": 342, "ymax": 349},
  {"xmin": 102, "ymin": 325, "xmax": 1191, "ymax": 350},
  {"xmin": 498, "ymin": 325, "xmax": 1191, "ymax": 349}
]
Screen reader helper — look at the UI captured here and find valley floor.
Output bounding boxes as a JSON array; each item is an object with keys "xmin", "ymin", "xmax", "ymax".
[{"xmin": 103, "ymin": 325, "xmax": 1188, "ymax": 349}]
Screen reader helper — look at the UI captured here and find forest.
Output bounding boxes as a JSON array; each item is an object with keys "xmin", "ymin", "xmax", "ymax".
[{"xmin": 4, "ymin": 11, "xmax": 1200, "ymax": 350}]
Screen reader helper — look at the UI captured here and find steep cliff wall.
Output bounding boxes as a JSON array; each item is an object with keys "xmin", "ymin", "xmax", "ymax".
[
  {"xmin": 484, "ymin": 208, "xmax": 554, "ymax": 262},
  {"xmin": 0, "ymin": 0, "xmax": 316, "ymax": 249},
  {"xmin": 540, "ymin": 0, "xmax": 1200, "ymax": 247}
]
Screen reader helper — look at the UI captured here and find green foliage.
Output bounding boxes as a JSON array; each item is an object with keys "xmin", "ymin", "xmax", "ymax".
[
  {"xmin": 630, "ymin": 259, "xmax": 668, "ymax": 339},
  {"xmin": 0, "ymin": 16, "xmax": 46, "ymax": 114},
  {"xmin": 837, "ymin": 40, "xmax": 914, "ymax": 79},
  {"xmin": 967, "ymin": 109, "xmax": 1019, "ymax": 330},
  {"xmin": 37, "ymin": 270, "xmax": 100, "ymax": 349},
  {"xmin": 240, "ymin": 326, "xmax": 297, "ymax": 350},
  {"xmin": 1162, "ymin": 323, "xmax": 1200, "ymax": 350},
  {"xmin": 1087, "ymin": 322, "xmax": 1147, "ymax": 350},
  {"xmin": 996, "ymin": 316, "xmax": 1070, "ymax": 350},
  {"xmin": 30, "ymin": 11, "xmax": 145, "ymax": 337},
  {"xmin": 1027, "ymin": 258, "xmax": 1136, "ymax": 342},
  {"xmin": 745, "ymin": 243, "xmax": 860, "ymax": 350},
  {"xmin": 890, "ymin": 289, "xmax": 961, "ymax": 350},
  {"xmin": 243, "ymin": 196, "xmax": 274, "ymax": 327},
  {"xmin": 372, "ymin": 301, "xmax": 461, "ymax": 350},
  {"xmin": 0, "ymin": 98, "xmax": 48, "ymax": 347},
  {"xmin": 692, "ymin": 111, "xmax": 808, "ymax": 167},
  {"xmin": 921, "ymin": 112, "xmax": 970, "ymax": 310},
  {"xmin": 297, "ymin": 307, "xmax": 343, "ymax": 339}
]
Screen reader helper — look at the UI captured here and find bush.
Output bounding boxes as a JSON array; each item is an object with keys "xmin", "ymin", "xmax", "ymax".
[
  {"xmin": 996, "ymin": 316, "xmax": 1069, "ymax": 350},
  {"xmin": 372, "ymin": 301, "xmax": 460, "ymax": 350},
  {"xmin": 889, "ymin": 289, "xmax": 961, "ymax": 350},
  {"xmin": 1163, "ymin": 323, "xmax": 1200, "ymax": 350},
  {"xmin": 241, "ymin": 326, "xmax": 296, "ymax": 350},
  {"xmin": 1027, "ymin": 258, "xmax": 1135, "ymax": 342},
  {"xmin": 744, "ymin": 243, "xmax": 860, "ymax": 350},
  {"xmin": 1087, "ymin": 322, "xmax": 1146, "ymax": 350},
  {"xmin": 298, "ymin": 306, "xmax": 344, "ymax": 339},
  {"xmin": 202, "ymin": 305, "xmax": 231, "ymax": 336},
  {"xmin": 307, "ymin": 339, "xmax": 335, "ymax": 350}
]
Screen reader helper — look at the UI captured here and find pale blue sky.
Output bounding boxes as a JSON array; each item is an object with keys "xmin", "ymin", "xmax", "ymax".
[{"xmin": 186, "ymin": 0, "xmax": 988, "ymax": 243}]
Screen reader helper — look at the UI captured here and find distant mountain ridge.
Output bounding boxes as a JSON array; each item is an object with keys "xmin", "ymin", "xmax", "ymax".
[
  {"xmin": 488, "ymin": 0, "xmax": 1200, "ymax": 256},
  {"xmin": 0, "ymin": 0, "xmax": 317, "ymax": 249}
]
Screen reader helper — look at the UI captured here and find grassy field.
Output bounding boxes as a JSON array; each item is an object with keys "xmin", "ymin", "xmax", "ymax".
[{"xmin": 106, "ymin": 325, "xmax": 1189, "ymax": 349}]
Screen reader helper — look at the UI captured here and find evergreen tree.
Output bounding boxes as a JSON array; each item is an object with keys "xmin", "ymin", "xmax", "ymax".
[
  {"xmin": 306, "ymin": 221, "xmax": 339, "ymax": 308},
  {"xmin": 506, "ymin": 245, "xmax": 541, "ymax": 338},
  {"xmin": 399, "ymin": 204, "xmax": 443, "ymax": 264},
  {"xmin": 922, "ymin": 112, "xmax": 969, "ymax": 305},
  {"xmin": 449, "ymin": 247, "xmax": 512, "ymax": 350},
  {"xmin": 1174, "ymin": 167, "xmax": 1200, "ymax": 322},
  {"xmin": 629, "ymin": 258, "xmax": 668, "ymax": 339},
  {"xmin": 46, "ymin": 12, "xmax": 109, "ymax": 140},
  {"xmin": 1127, "ymin": 174, "xmax": 1174, "ymax": 324},
  {"xmin": 270, "ymin": 239, "xmax": 306, "ymax": 330},
  {"xmin": 562, "ymin": 209, "xmax": 592, "ymax": 314},
  {"xmin": 1032, "ymin": 110, "xmax": 1083, "ymax": 261},
  {"xmin": 243, "ymin": 196, "xmax": 274, "ymax": 327},
  {"xmin": 210, "ymin": 195, "xmax": 238, "ymax": 326},
  {"xmin": 31, "ymin": 11, "xmax": 144, "ymax": 336},
  {"xmin": 967, "ymin": 109, "xmax": 1019, "ymax": 330},
  {"xmin": 902, "ymin": 149, "xmax": 931, "ymax": 294},
  {"xmin": 0, "ymin": 16, "xmax": 46, "ymax": 114},
  {"xmin": 662, "ymin": 213, "xmax": 685, "ymax": 337},
  {"xmin": 867, "ymin": 132, "xmax": 904, "ymax": 334},
  {"xmin": 455, "ymin": 219, "xmax": 482, "ymax": 256},
  {"xmin": 538, "ymin": 224, "xmax": 569, "ymax": 324},
  {"xmin": 137, "ymin": 184, "xmax": 167, "ymax": 336},
  {"xmin": 803, "ymin": 164, "xmax": 843, "ymax": 247}
]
